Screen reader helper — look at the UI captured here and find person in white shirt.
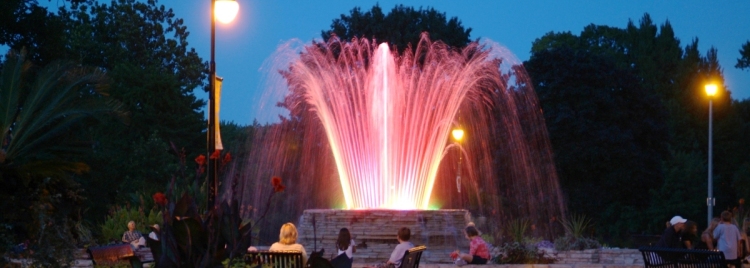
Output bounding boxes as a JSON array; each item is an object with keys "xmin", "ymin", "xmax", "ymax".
[
  {"xmin": 714, "ymin": 211, "xmax": 742, "ymax": 267},
  {"xmin": 269, "ymin": 222, "xmax": 308, "ymax": 265},
  {"xmin": 386, "ymin": 227, "xmax": 414, "ymax": 268},
  {"xmin": 336, "ymin": 227, "xmax": 356, "ymax": 259}
]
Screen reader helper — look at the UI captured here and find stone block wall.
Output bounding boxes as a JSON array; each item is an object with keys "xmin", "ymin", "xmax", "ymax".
[
  {"xmin": 296, "ymin": 209, "xmax": 472, "ymax": 263},
  {"xmin": 549, "ymin": 249, "xmax": 642, "ymax": 265}
]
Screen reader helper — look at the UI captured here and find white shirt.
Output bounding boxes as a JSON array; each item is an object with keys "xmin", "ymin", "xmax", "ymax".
[
  {"xmin": 148, "ymin": 231, "xmax": 159, "ymax": 241},
  {"xmin": 337, "ymin": 239, "xmax": 356, "ymax": 258},
  {"xmin": 388, "ymin": 241, "xmax": 414, "ymax": 267}
]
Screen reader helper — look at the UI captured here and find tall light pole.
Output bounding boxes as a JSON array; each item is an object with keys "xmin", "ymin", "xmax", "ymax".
[
  {"xmin": 452, "ymin": 128, "xmax": 465, "ymax": 197},
  {"xmin": 705, "ymin": 83, "xmax": 717, "ymax": 227},
  {"xmin": 208, "ymin": 0, "xmax": 238, "ymax": 209}
]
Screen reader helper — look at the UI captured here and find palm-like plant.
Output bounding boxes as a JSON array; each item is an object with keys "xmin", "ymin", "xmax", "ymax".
[
  {"xmin": 0, "ymin": 49, "xmax": 125, "ymax": 264},
  {"xmin": 1, "ymin": 49, "xmax": 125, "ymax": 178}
]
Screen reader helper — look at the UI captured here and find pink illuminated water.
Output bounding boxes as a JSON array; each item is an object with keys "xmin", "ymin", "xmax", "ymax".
[
  {"xmin": 280, "ymin": 35, "xmax": 541, "ymax": 210},
  {"xmin": 228, "ymin": 34, "xmax": 566, "ymax": 241}
]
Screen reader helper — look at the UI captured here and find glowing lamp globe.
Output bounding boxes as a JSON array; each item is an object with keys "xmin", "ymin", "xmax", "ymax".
[
  {"xmin": 452, "ymin": 129, "xmax": 464, "ymax": 142},
  {"xmin": 705, "ymin": 84, "xmax": 718, "ymax": 97},
  {"xmin": 214, "ymin": 0, "xmax": 239, "ymax": 24}
]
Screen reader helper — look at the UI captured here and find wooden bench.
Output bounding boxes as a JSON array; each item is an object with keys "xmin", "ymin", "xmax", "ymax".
[
  {"xmin": 244, "ymin": 250, "xmax": 304, "ymax": 268},
  {"xmin": 87, "ymin": 244, "xmax": 154, "ymax": 267},
  {"xmin": 88, "ymin": 244, "xmax": 135, "ymax": 266},
  {"xmin": 399, "ymin": 245, "xmax": 426, "ymax": 268},
  {"xmin": 639, "ymin": 246, "xmax": 728, "ymax": 268}
]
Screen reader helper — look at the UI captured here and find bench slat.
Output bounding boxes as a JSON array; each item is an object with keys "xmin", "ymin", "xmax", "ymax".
[
  {"xmin": 245, "ymin": 250, "xmax": 304, "ymax": 268},
  {"xmin": 639, "ymin": 246, "xmax": 726, "ymax": 268}
]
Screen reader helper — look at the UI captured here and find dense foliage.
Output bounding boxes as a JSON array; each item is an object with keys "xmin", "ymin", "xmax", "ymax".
[{"xmin": 525, "ymin": 14, "xmax": 750, "ymax": 244}]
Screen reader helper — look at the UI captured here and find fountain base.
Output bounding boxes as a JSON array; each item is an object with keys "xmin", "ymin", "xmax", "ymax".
[{"xmin": 297, "ymin": 209, "xmax": 473, "ymax": 264}]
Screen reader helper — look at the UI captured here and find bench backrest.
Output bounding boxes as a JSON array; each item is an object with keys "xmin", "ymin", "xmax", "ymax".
[
  {"xmin": 88, "ymin": 244, "xmax": 134, "ymax": 265},
  {"xmin": 245, "ymin": 250, "xmax": 304, "ymax": 268},
  {"xmin": 639, "ymin": 246, "xmax": 726, "ymax": 268},
  {"xmin": 399, "ymin": 245, "xmax": 426, "ymax": 268}
]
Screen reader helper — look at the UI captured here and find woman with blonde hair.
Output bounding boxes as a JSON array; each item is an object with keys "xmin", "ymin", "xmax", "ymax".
[
  {"xmin": 701, "ymin": 217, "xmax": 721, "ymax": 250},
  {"xmin": 269, "ymin": 222, "xmax": 308, "ymax": 264}
]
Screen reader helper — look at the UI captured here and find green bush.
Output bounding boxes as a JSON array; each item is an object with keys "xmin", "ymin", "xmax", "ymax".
[
  {"xmin": 100, "ymin": 205, "xmax": 162, "ymax": 244},
  {"xmin": 554, "ymin": 214, "xmax": 600, "ymax": 251},
  {"xmin": 493, "ymin": 241, "xmax": 557, "ymax": 264},
  {"xmin": 553, "ymin": 235, "xmax": 601, "ymax": 251}
]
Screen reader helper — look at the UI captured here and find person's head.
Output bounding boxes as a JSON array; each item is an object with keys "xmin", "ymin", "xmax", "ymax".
[
  {"xmin": 465, "ymin": 225, "xmax": 479, "ymax": 238},
  {"xmin": 740, "ymin": 198, "xmax": 746, "ymax": 206},
  {"xmin": 669, "ymin": 216, "xmax": 687, "ymax": 231},
  {"xmin": 721, "ymin": 211, "xmax": 733, "ymax": 223},
  {"xmin": 127, "ymin": 221, "xmax": 136, "ymax": 231},
  {"xmin": 684, "ymin": 220, "xmax": 698, "ymax": 235},
  {"xmin": 704, "ymin": 217, "xmax": 721, "ymax": 234},
  {"xmin": 150, "ymin": 224, "xmax": 160, "ymax": 232},
  {"xmin": 397, "ymin": 227, "xmax": 411, "ymax": 242},
  {"xmin": 279, "ymin": 222, "xmax": 298, "ymax": 245},
  {"xmin": 337, "ymin": 228, "xmax": 351, "ymax": 251}
]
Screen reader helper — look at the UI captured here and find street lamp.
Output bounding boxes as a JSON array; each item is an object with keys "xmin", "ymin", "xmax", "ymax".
[
  {"xmin": 208, "ymin": 0, "xmax": 239, "ymax": 209},
  {"xmin": 705, "ymin": 83, "xmax": 717, "ymax": 227},
  {"xmin": 452, "ymin": 128, "xmax": 465, "ymax": 194}
]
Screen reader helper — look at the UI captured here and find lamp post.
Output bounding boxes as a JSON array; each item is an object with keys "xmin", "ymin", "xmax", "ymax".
[
  {"xmin": 705, "ymin": 83, "xmax": 717, "ymax": 227},
  {"xmin": 208, "ymin": 0, "xmax": 238, "ymax": 209}
]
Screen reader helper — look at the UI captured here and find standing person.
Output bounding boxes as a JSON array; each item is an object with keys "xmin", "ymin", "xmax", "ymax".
[
  {"xmin": 122, "ymin": 220, "xmax": 145, "ymax": 249},
  {"xmin": 270, "ymin": 223, "xmax": 309, "ymax": 265},
  {"xmin": 453, "ymin": 225, "xmax": 490, "ymax": 265},
  {"xmin": 714, "ymin": 211, "xmax": 743, "ymax": 267},
  {"xmin": 382, "ymin": 227, "xmax": 414, "ymax": 268},
  {"xmin": 700, "ymin": 217, "xmax": 721, "ymax": 250},
  {"xmin": 656, "ymin": 216, "xmax": 688, "ymax": 248}
]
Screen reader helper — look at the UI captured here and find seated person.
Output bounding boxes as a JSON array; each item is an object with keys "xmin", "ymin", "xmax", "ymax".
[
  {"xmin": 269, "ymin": 222, "xmax": 309, "ymax": 265},
  {"xmin": 336, "ymin": 227, "xmax": 356, "ymax": 259},
  {"xmin": 122, "ymin": 220, "xmax": 146, "ymax": 249},
  {"xmin": 453, "ymin": 225, "xmax": 490, "ymax": 265},
  {"xmin": 385, "ymin": 227, "xmax": 414, "ymax": 268}
]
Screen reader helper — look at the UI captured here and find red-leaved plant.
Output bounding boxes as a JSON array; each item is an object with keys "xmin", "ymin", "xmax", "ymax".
[{"xmin": 151, "ymin": 143, "xmax": 286, "ymax": 267}]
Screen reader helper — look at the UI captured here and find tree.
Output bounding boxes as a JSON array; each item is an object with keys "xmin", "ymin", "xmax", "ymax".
[
  {"xmin": 322, "ymin": 4, "xmax": 472, "ymax": 53},
  {"xmin": 737, "ymin": 41, "xmax": 750, "ymax": 70},
  {"xmin": 0, "ymin": 49, "xmax": 124, "ymax": 265},
  {"xmin": 525, "ymin": 44, "xmax": 668, "ymax": 240},
  {"xmin": 57, "ymin": 0, "xmax": 207, "ymax": 217},
  {"xmin": 526, "ymin": 14, "xmax": 746, "ymax": 240}
]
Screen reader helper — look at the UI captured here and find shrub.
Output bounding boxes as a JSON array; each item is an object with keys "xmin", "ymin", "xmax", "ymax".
[
  {"xmin": 554, "ymin": 234, "xmax": 601, "ymax": 251},
  {"xmin": 493, "ymin": 241, "xmax": 557, "ymax": 264},
  {"xmin": 100, "ymin": 205, "xmax": 161, "ymax": 244}
]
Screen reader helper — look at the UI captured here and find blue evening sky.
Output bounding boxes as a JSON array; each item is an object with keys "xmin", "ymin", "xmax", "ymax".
[{"xmin": 29, "ymin": 0, "xmax": 750, "ymax": 125}]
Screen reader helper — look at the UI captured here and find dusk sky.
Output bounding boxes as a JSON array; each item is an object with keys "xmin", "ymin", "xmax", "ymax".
[{"xmin": 34, "ymin": 0, "xmax": 750, "ymax": 125}]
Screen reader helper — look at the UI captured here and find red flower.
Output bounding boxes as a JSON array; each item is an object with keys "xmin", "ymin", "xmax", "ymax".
[
  {"xmin": 271, "ymin": 176, "xmax": 285, "ymax": 193},
  {"xmin": 450, "ymin": 251, "xmax": 459, "ymax": 260},
  {"xmin": 195, "ymin": 154, "xmax": 206, "ymax": 166},
  {"xmin": 210, "ymin": 150, "xmax": 221, "ymax": 159},
  {"xmin": 274, "ymin": 184, "xmax": 285, "ymax": 193},
  {"xmin": 222, "ymin": 152, "xmax": 232, "ymax": 165},
  {"xmin": 152, "ymin": 192, "xmax": 167, "ymax": 206}
]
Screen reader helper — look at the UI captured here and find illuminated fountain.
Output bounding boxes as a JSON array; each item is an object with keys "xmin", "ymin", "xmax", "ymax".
[
  {"xmin": 232, "ymin": 34, "xmax": 565, "ymax": 263},
  {"xmin": 282, "ymin": 36, "xmax": 510, "ymax": 210}
]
